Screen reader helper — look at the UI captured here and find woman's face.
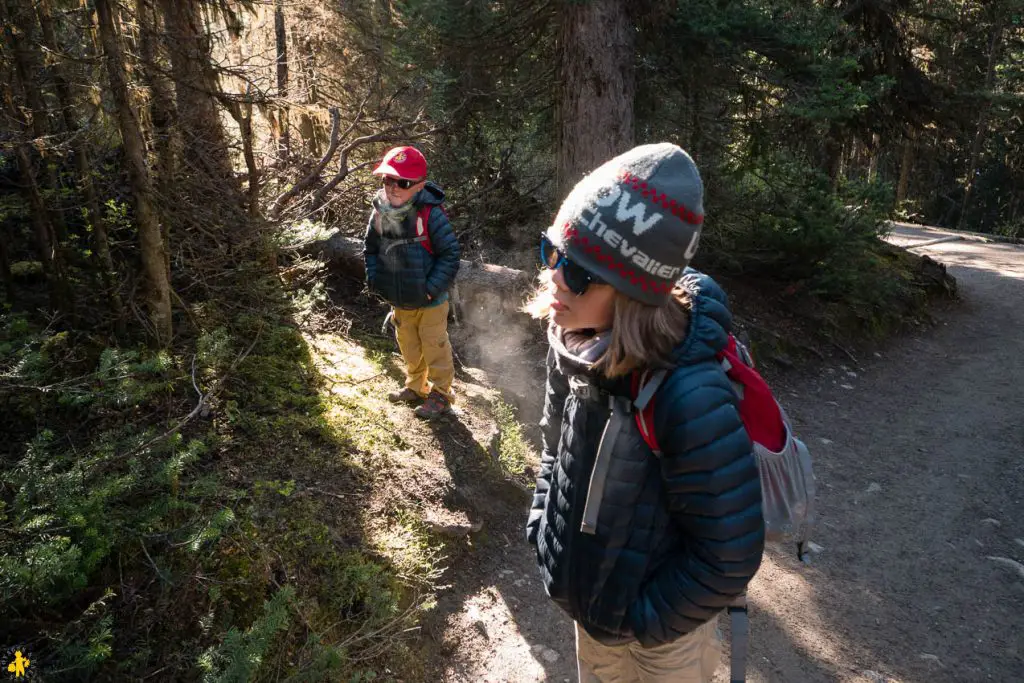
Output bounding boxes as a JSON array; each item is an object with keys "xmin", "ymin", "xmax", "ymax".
[{"xmin": 550, "ymin": 266, "xmax": 616, "ymax": 331}]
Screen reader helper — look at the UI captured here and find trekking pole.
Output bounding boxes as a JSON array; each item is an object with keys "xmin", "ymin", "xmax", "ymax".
[{"xmin": 729, "ymin": 593, "xmax": 749, "ymax": 683}]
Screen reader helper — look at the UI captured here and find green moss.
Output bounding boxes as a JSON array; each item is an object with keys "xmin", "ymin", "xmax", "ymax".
[
  {"xmin": 492, "ymin": 399, "xmax": 531, "ymax": 479},
  {"xmin": 10, "ymin": 260, "xmax": 43, "ymax": 279}
]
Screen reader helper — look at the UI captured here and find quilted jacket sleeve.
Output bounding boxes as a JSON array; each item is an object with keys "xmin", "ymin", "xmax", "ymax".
[
  {"xmin": 629, "ymin": 362, "xmax": 765, "ymax": 647},
  {"xmin": 424, "ymin": 206, "xmax": 460, "ymax": 298},
  {"xmin": 363, "ymin": 211, "xmax": 380, "ymax": 287},
  {"xmin": 526, "ymin": 348, "xmax": 569, "ymax": 545}
]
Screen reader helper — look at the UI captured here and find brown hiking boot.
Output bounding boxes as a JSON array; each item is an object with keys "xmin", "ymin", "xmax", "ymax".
[
  {"xmin": 388, "ymin": 388, "xmax": 423, "ymax": 404},
  {"xmin": 414, "ymin": 391, "xmax": 451, "ymax": 419}
]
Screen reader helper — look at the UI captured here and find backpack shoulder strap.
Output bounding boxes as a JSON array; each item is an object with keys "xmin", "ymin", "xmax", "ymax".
[
  {"xmin": 632, "ymin": 368, "xmax": 668, "ymax": 455},
  {"xmin": 416, "ymin": 204, "xmax": 434, "ymax": 255}
]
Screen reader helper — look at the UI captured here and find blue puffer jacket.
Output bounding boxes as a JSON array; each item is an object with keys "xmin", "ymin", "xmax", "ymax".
[
  {"xmin": 363, "ymin": 182, "xmax": 460, "ymax": 309},
  {"xmin": 526, "ymin": 270, "xmax": 765, "ymax": 648}
]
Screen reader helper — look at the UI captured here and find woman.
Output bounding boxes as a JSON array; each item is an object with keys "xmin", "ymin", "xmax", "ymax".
[{"xmin": 525, "ymin": 143, "xmax": 765, "ymax": 682}]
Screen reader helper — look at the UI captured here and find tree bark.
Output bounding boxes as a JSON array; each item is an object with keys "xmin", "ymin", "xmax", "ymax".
[
  {"xmin": 157, "ymin": 0, "xmax": 235, "ymax": 188},
  {"xmin": 823, "ymin": 125, "xmax": 844, "ymax": 185},
  {"xmin": 38, "ymin": 0, "xmax": 124, "ymax": 326},
  {"xmin": 689, "ymin": 88, "xmax": 702, "ymax": 159},
  {"xmin": 556, "ymin": 0, "xmax": 634, "ymax": 199},
  {"xmin": 0, "ymin": 53, "xmax": 70, "ymax": 313},
  {"xmin": 96, "ymin": 0, "xmax": 172, "ymax": 347},
  {"xmin": 12, "ymin": 142, "xmax": 71, "ymax": 312},
  {"xmin": 275, "ymin": 0, "xmax": 290, "ymax": 162},
  {"xmin": 4, "ymin": 0, "xmax": 69, "ymax": 245},
  {"xmin": 0, "ymin": 225, "xmax": 13, "ymax": 305},
  {"xmin": 294, "ymin": 30, "xmax": 320, "ymax": 156},
  {"xmin": 137, "ymin": 0, "xmax": 178, "ymax": 193},
  {"xmin": 225, "ymin": 22, "xmax": 261, "ymax": 218},
  {"xmin": 867, "ymin": 133, "xmax": 881, "ymax": 183},
  {"xmin": 958, "ymin": 21, "xmax": 1004, "ymax": 232},
  {"xmin": 896, "ymin": 129, "xmax": 915, "ymax": 204}
]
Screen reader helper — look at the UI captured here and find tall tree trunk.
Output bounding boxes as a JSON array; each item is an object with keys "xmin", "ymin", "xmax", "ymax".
[
  {"xmin": 96, "ymin": 0, "xmax": 172, "ymax": 347},
  {"xmin": 12, "ymin": 143, "xmax": 70, "ymax": 312},
  {"xmin": 896, "ymin": 129, "xmax": 915, "ymax": 204},
  {"xmin": 0, "ymin": 224, "xmax": 13, "ymax": 305},
  {"xmin": 867, "ymin": 133, "xmax": 881, "ymax": 183},
  {"xmin": 226, "ymin": 22, "xmax": 261, "ymax": 218},
  {"xmin": 294, "ymin": 29, "xmax": 320, "ymax": 156},
  {"xmin": 0, "ymin": 62, "xmax": 70, "ymax": 313},
  {"xmin": 958, "ymin": 21, "xmax": 1003, "ymax": 232},
  {"xmin": 837, "ymin": 138, "xmax": 850, "ymax": 182},
  {"xmin": 374, "ymin": 0, "xmax": 392, "ymax": 36},
  {"xmin": 238, "ymin": 101, "xmax": 260, "ymax": 218},
  {"xmin": 157, "ymin": 0, "xmax": 235, "ymax": 188},
  {"xmin": 4, "ymin": 0, "xmax": 69, "ymax": 245},
  {"xmin": 556, "ymin": 0, "xmax": 634, "ymax": 199},
  {"xmin": 38, "ymin": 0, "xmax": 124, "ymax": 326},
  {"xmin": 275, "ymin": 0, "xmax": 290, "ymax": 162},
  {"xmin": 823, "ymin": 124, "xmax": 844, "ymax": 186},
  {"xmin": 137, "ymin": 0, "xmax": 177, "ymax": 280},
  {"xmin": 687, "ymin": 87, "xmax": 699, "ymax": 154},
  {"xmin": 79, "ymin": 0, "xmax": 102, "ymax": 58},
  {"xmin": 137, "ymin": 0, "xmax": 178, "ymax": 193}
]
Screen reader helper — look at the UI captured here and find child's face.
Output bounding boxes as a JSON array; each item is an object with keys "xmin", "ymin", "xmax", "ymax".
[
  {"xmin": 383, "ymin": 176, "xmax": 426, "ymax": 207},
  {"xmin": 550, "ymin": 267, "xmax": 616, "ymax": 331}
]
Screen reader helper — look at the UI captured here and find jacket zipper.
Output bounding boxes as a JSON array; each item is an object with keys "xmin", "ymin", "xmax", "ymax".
[
  {"xmin": 564, "ymin": 393, "xmax": 613, "ymax": 621},
  {"xmin": 563, "ymin": 396, "xmax": 585, "ymax": 619}
]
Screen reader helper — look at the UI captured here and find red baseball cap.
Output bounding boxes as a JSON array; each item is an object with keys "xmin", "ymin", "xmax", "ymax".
[{"xmin": 372, "ymin": 146, "xmax": 427, "ymax": 180}]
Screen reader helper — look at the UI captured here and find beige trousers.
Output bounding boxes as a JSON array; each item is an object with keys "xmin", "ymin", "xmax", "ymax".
[
  {"xmin": 576, "ymin": 619, "xmax": 721, "ymax": 683},
  {"xmin": 392, "ymin": 301, "xmax": 454, "ymax": 400}
]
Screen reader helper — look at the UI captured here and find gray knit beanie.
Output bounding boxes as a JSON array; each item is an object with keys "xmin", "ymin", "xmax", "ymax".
[{"xmin": 546, "ymin": 143, "xmax": 704, "ymax": 306}]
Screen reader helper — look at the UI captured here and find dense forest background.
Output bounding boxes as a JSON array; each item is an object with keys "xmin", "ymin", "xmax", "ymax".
[{"xmin": 1, "ymin": 0, "xmax": 1021, "ymax": 679}]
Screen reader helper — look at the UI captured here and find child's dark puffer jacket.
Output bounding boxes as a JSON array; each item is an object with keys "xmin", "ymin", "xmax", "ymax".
[
  {"xmin": 364, "ymin": 182, "xmax": 460, "ymax": 309},
  {"xmin": 527, "ymin": 269, "xmax": 765, "ymax": 648}
]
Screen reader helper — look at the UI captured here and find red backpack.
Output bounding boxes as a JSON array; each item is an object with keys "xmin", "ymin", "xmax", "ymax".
[
  {"xmin": 632, "ymin": 335, "xmax": 786, "ymax": 453},
  {"xmin": 631, "ymin": 334, "xmax": 816, "ymax": 553},
  {"xmin": 630, "ymin": 334, "xmax": 817, "ymax": 683}
]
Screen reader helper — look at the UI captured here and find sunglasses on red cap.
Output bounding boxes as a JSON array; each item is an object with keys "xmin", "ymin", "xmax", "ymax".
[
  {"xmin": 383, "ymin": 177, "xmax": 419, "ymax": 190},
  {"xmin": 540, "ymin": 234, "xmax": 606, "ymax": 296}
]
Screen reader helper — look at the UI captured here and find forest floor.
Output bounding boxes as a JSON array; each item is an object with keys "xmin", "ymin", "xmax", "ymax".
[{"xmin": 314, "ymin": 224, "xmax": 1023, "ymax": 682}]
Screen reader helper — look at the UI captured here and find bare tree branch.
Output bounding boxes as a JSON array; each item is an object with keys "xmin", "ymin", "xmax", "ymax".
[
  {"xmin": 269, "ymin": 106, "xmax": 341, "ymax": 217},
  {"xmin": 310, "ymin": 119, "xmax": 445, "ymax": 212}
]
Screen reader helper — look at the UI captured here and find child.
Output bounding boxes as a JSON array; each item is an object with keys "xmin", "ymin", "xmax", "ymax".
[
  {"xmin": 364, "ymin": 146, "xmax": 460, "ymax": 419},
  {"xmin": 525, "ymin": 143, "xmax": 765, "ymax": 681}
]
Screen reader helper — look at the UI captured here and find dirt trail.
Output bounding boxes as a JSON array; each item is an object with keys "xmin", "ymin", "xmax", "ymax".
[{"xmin": 427, "ymin": 224, "xmax": 1024, "ymax": 682}]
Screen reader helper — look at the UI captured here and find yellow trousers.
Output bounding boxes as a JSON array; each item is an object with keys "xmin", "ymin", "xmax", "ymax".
[{"xmin": 393, "ymin": 301, "xmax": 454, "ymax": 401}]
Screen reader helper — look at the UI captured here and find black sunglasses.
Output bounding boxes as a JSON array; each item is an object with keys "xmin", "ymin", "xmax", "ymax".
[
  {"xmin": 383, "ymin": 176, "xmax": 418, "ymax": 190},
  {"xmin": 540, "ymin": 234, "xmax": 605, "ymax": 296}
]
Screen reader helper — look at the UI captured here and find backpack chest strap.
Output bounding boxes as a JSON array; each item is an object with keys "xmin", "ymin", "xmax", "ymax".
[
  {"xmin": 379, "ymin": 235, "xmax": 430, "ymax": 254},
  {"xmin": 567, "ymin": 375, "xmax": 629, "ymax": 408}
]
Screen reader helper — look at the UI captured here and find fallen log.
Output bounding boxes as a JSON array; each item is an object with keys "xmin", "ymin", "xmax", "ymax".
[
  {"xmin": 298, "ymin": 232, "xmax": 539, "ymax": 326},
  {"xmin": 299, "ymin": 233, "xmax": 547, "ymax": 391}
]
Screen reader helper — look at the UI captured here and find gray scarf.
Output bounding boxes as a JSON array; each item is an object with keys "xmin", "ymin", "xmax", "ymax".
[
  {"xmin": 548, "ymin": 324, "xmax": 612, "ymax": 375},
  {"xmin": 373, "ymin": 190, "xmax": 415, "ymax": 238}
]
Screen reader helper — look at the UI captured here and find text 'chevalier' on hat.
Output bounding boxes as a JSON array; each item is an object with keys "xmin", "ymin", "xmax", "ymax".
[{"xmin": 547, "ymin": 143, "xmax": 704, "ymax": 306}]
